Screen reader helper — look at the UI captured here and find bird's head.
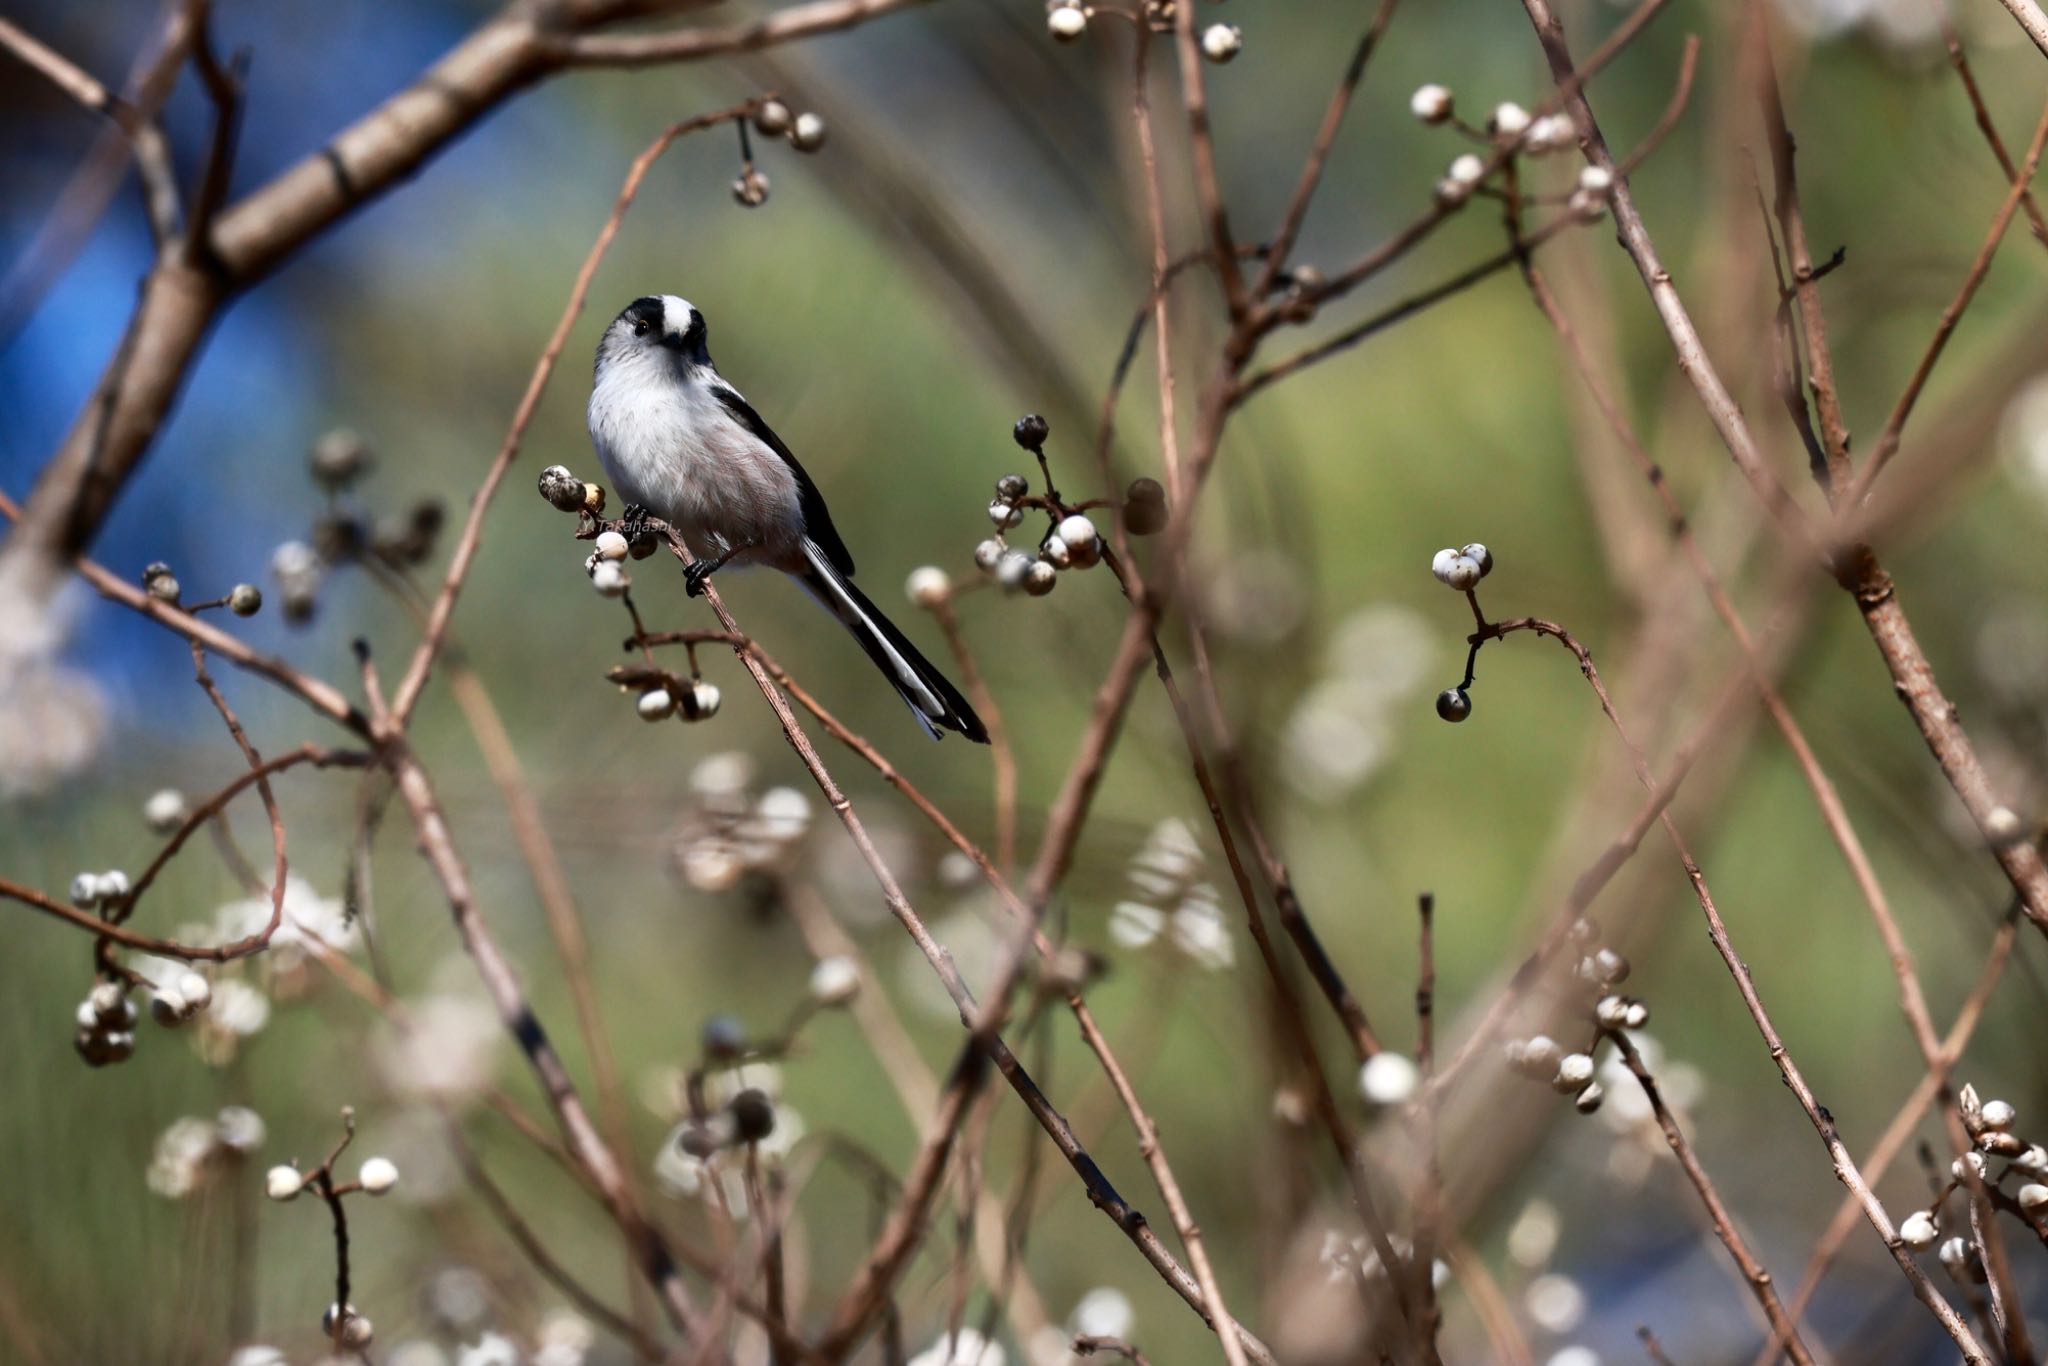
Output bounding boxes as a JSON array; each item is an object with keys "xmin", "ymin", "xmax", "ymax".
[{"xmin": 598, "ymin": 294, "xmax": 711, "ymax": 376}]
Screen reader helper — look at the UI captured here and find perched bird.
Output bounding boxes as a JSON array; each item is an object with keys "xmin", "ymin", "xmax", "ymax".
[{"xmin": 587, "ymin": 294, "xmax": 988, "ymax": 742}]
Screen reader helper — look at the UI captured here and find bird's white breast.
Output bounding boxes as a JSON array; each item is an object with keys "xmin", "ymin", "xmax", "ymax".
[{"xmin": 588, "ymin": 357, "xmax": 804, "ymax": 568}]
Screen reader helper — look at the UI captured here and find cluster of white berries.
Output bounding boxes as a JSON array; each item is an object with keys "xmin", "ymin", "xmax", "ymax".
[
  {"xmin": 673, "ymin": 755, "xmax": 814, "ymax": 893},
  {"xmin": 730, "ymin": 100, "xmax": 826, "ymax": 207},
  {"xmin": 1506, "ymin": 1034, "xmax": 1606, "ymax": 1114},
  {"xmin": 971, "ymin": 415, "xmax": 1105, "ymax": 598},
  {"xmin": 264, "ymin": 1152, "xmax": 400, "ymax": 1202},
  {"xmin": 1410, "ymin": 83, "xmax": 1614, "ymax": 219},
  {"xmin": 74, "ymin": 979, "xmax": 137, "ymax": 1067},
  {"xmin": 139, "ymin": 561, "xmax": 263, "ymax": 617},
  {"xmin": 634, "ymin": 674, "xmax": 723, "ymax": 725},
  {"xmin": 1108, "ymin": 818, "xmax": 1235, "ymax": 971},
  {"xmin": 1566, "ymin": 164, "xmax": 1614, "ymax": 223},
  {"xmin": 583, "ymin": 523, "xmax": 659, "ymax": 600},
  {"xmin": 1429, "ymin": 541, "xmax": 1493, "ymax": 592},
  {"xmin": 1045, "ymin": 1, "xmax": 1243, "ymax": 62},
  {"xmin": 1428, "ymin": 542, "xmax": 1492, "ymax": 722},
  {"xmin": 146, "ymin": 1107, "xmax": 266, "ymax": 1199},
  {"xmin": 751, "ymin": 98, "xmax": 826, "ymax": 154},
  {"xmin": 149, "ymin": 966, "xmax": 215, "ymax": 1028},
  {"xmin": 69, "ymin": 867, "xmax": 130, "ymax": 913},
  {"xmin": 1896, "ymin": 1088, "xmax": 2048, "ymax": 1269},
  {"xmin": 1504, "ymin": 929, "xmax": 1638, "ymax": 1116}
]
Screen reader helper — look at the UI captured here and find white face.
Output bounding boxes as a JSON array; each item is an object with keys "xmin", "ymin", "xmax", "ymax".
[{"xmin": 600, "ymin": 294, "xmax": 708, "ymax": 371}]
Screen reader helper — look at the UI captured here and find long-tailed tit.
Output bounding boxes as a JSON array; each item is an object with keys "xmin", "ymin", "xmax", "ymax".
[{"xmin": 588, "ymin": 295, "xmax": 988, "ymax": 743}]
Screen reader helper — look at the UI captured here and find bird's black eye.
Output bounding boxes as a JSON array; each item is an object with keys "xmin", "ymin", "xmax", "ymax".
[{"xmin": 631, "ymin": 317, "xmax": 651, "ymax": 337}]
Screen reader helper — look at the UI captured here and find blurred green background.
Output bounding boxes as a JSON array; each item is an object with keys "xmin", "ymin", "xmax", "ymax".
[{"xmin": 5, "ymin": 0, "xmax": 2048, "ymax": 1362}]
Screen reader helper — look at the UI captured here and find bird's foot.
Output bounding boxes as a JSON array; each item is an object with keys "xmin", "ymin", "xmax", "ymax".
[{"xmin": 684, "ymin": 542, "xmax": 755, "ymax": 597}]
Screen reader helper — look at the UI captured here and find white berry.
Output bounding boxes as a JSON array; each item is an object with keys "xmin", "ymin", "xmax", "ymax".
[
  {"xmin": 590, "ymin": 560, "xmax": 629, "ymax": 597},
  {"xmin": 1048, "ymin": 4, "xmax": 1087, "ymax": 42},
  {"xmin": 1439, "ymin": 554, "xmax": 1482, "ymax": 591},
  {"xmin": 680, "ymin": 680, "xmax": 722, "ymax": 722},
  {"xmin": 1980, "ymin": 1098, "xmax": 2016, "ymax": 1130},
  {"xmin": 1490, "ymin": 102, "xmax": 1530, "ymax": 139},
  {"xmin": 359, "ymin": 1156, "xmax": 400, "ymax": 1195},
  {"xmin": 1360, "ymin": 1052, "xmax": 1420, "ymax": 1105},
  {"xmin": 808, "ymin": 955, "xmax": 861, "ymax": 1006},
  {"xmin": 594, "ymin": 530, "xmax": 630, "ymax": 561},
  {"xmin": 1410, "ymin": 84, "xmax": 1453, "ymax": 125},
  {"xmin": 265, "ymin": 1166, "xmax": 303, "ymax": 1201},
  {"xmin": 1898, "ymin": 1210, "xmax": 1939, "ymax": 1248},
  {"xmin": 997, "ymin": 551, "xmax": 1035, "ymax": 592},
  {"xmin": 637, "ymin": 688, "xmax": 677, "ymax": 721},
  {"xmin": 906, "ymin": 566, "xmax": 951, "ymax": 607},
  {"xmin": 1056, "ymin": 514, "xmax": 1101, "ymax": 567},
  {"xmin": 174, "ymin": 972, "xmax": 212, "ymax": 1013},
  {"xmin": 143, "ymin": 788, "xmax": 188, "ymax": 833},
  {"xmin": 789, "ymin": 112, "xmax": 827, "ymax": 153},
  {"xmin": 1200, "ymin": 23, "xmax": 1243, "ymax": 63},
  {"xmin": 1552, "ymin": 1052, "xmax": 1596, "ymax": 1093}
]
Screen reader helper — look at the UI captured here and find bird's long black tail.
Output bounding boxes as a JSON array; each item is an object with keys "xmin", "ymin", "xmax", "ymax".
[{"xmin": 801, "ymin": 542, "xmax": 989, "ymax": 743}]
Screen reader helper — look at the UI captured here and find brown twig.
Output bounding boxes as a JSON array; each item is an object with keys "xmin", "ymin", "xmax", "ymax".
[
  {"xmin": 1608, "ymin": 1031, "xmax": 1815, "ymax": 1362},
  {"xmin": 1757, "ymin": 904, "xmax": 2022, "ymax": 1366},
  {"xmin": 927, "ymin": 596, "xmax": 1017, "ymax": 872},
  {"xmin": 1850, "ymin": 93, "xmax": 2048, "ymax": 496},
  {"xmin": 620, "ymin": 517, "xmax": 1281, "ymax": 1366}
]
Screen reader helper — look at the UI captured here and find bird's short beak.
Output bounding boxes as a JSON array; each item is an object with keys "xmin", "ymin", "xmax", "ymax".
[{"xmin": 657, "ymin": 331, "xmax": 687, "ymax": 351}]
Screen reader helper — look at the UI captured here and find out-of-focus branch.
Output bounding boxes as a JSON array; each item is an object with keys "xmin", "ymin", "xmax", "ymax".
[
  {"xmin": 1990, "ymin": 0, "xmax": 2048, "ymax": 58},
  {"xmin": 1935, "ymin": 8, "xmax": 2048, "ymax": 248},
  {"xmin": 1851, "ymin": 94, "xmax": 2048, "ymax": 495},
  {"xmin": 380, "ymin": 739, "xmax": 708, "ymax": 1343},
  {"xmin": 0, "ymin": 11, "xmax": 185, "ymax": 248},
  {"xmin": 1758, "ymin": 906, "xmax": 2022, "ymax": 1366},
  {"xmin": 1518, "ymin": 0, "xmax": 2048, "ymax": 954},
  {"xmin": 543, "ymin": 0, "xmax": 937, "ymax": 65},
  {"xmin": 1250, "ymin": 0, "xmax": 1402, "ymax": 302},
  {"xmin": 617, "ymin": 522, "xmax": 1281, "ymax": 1366}
]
